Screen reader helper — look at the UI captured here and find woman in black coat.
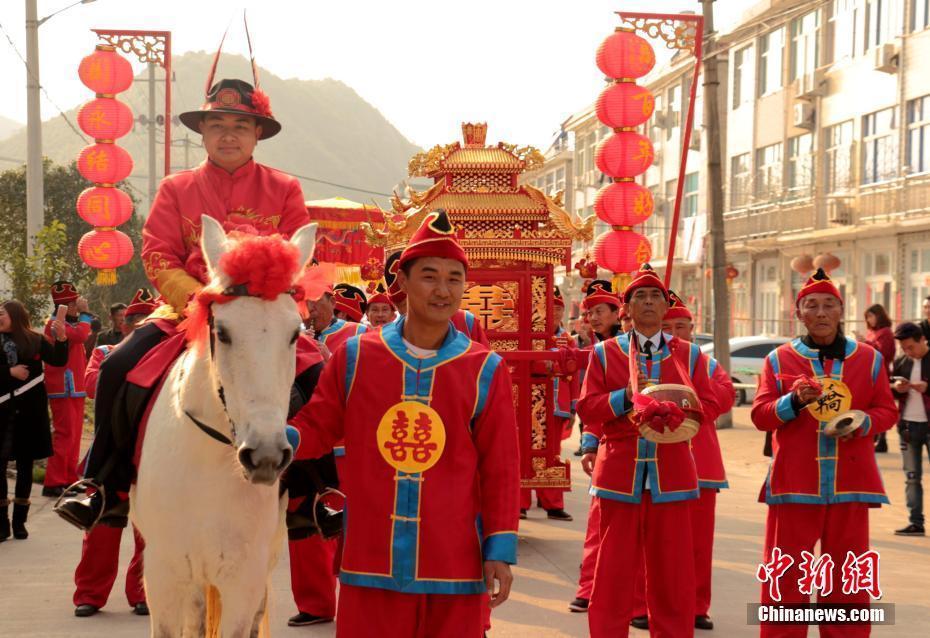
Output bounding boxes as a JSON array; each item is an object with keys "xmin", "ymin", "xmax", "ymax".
[{"xmin": 1, "ymin": 300, "xmax": 67, "ymax": 541}]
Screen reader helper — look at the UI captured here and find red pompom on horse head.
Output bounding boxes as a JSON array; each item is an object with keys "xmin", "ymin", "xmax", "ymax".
[{"xmin": 181, "ymin": 230, "xmax": 302, "ymax": 348}]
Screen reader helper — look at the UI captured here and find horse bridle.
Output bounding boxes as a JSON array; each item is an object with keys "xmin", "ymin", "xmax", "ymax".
[{"xmin": 181, "ymin": 283, "xmax": 299, "ymax": 448}]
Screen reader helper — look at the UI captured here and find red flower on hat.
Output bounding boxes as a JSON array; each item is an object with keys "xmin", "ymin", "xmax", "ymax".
[{"xmin": 250, "ymin": 88, "xmax": 273, "ymax": 118}]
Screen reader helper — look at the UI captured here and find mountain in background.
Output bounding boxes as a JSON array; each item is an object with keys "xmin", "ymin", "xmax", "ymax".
[
  {"xmin": 0, "ymin": 51, "xmax": 419, "ymax": 210},
  {"xmin": 0, "ymin": 115, "xmax": 23, "ymax": 144}
]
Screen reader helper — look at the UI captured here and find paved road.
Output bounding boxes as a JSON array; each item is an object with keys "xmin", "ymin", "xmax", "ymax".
[{"xmin": 2, "ymin": 407, "xmax": 929, "ymax": 636}]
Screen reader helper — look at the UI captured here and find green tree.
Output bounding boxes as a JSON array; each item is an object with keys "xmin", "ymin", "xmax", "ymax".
[{"xmin": 0, "ymin": 160, "xmax": 150, "ymax": 320}]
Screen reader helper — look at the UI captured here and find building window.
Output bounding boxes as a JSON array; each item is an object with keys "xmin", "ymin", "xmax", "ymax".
[
  {"xmin": 865, "ymin": 0, "xmax": 903, "ymax": 50},
  {"xmin": 755, "ymin": 143, "xmax": 783, "ymax": 201},
  {"xmin": 907, "ymin": 96, "xmax": 930, "ymax": 174},
  {"xmin": 913, "ymin": 0, "xmax": 930, "ymax": 31},
  {"xmin": 825, "ymin": 120, "xmax": 854, "ymax": 192},
  {"xmin": 862, "ymin": 107, "xmax": 898, "ymax": 185},
  {"xmin": 787, "ymin": 134, "xmax": 814, "ymax": 197},
  {"xmin": 555, "ymin": 166, "xmax": 566, "ymax": 193},
  {"xmin": 730, "ymin": 153, "xmax": 752, "ymax": 209},
  {"xmin": 683, "ymin": 172, "xmax": 699, "ymax": 218},
  {"xmin": 831, "ymin": 0, "xmax": 860, "ymax": 61},
  {"xmin": 789, "ymin": 10, "xmax": 821, "ymax": 81},
  {"xmin": 732, "ymin": 45, "xmax": 754, "ymax": 109},
  {"xmin": 758, "ymin": 28, "xmax": 785, "ymax": 96},
  {"xmin": 666, "ymin": 84, "xmax": 682, "ymax": 140}
]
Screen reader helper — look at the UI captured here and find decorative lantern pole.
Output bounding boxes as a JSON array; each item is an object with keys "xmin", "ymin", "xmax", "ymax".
[
  {"xmin": 592, "ymin": 28, "xmax": 656, "ymax": 290},
  {"xmin": 75, "ymin": 44, "xmax": 136, "ymax": 285}
]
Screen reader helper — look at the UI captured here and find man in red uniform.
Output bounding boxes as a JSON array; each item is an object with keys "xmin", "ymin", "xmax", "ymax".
[
  {"xmin": 290, "ymin": 210, "xmax": 519, "ymax": 637},
  {"xmin": 384, "ymin": 249, "xmax": 490, "ymax": 347},
  {"xmin": 72, "ymin": 289, "xmax": 155, "ymax": 618},
  {"xmin": 57, "ymin": 75, "xmax": 311, "ymax": 529},
  {"xmin": 627, "ymin": 291, "xmax": 734, "ymax": 631},
  {"xmin": 42, "ymin": 281, "xmax": 93, "ymax": 497},
  {"xmin": 569, "ymin": 279, "xmax": 622, "ymax": 614},
  {"xmin": 521, "ymin": 286, "xmax": 574, "ymax": 521},
  {"xmin": 751, "ymin": 269, "xmax": 897, "ymax": 638},
  {"xmin": 332, "ymin": 283, "xmax": 368, "ymax": 324},
  {"xmin": 307, "ymin": 286, "xmax": 368, "ymax": 355},
  {"xmin": 365, "ymin": 282, "xmax": 396, "ymax": 328},
  {"xmin": 577, "ymin": 265, "xmax": 719, "ymax": 638}
]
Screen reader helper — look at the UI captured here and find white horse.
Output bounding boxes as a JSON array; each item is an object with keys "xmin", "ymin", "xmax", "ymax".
[{"xmin": 131, "ymin": 216, "xmax": 317, "ymax": 637}]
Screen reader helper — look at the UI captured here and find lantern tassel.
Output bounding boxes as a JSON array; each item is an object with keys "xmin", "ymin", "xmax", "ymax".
[{"xmin": 96, "ymin": 269, "xmax": 118, "ymax": 286}]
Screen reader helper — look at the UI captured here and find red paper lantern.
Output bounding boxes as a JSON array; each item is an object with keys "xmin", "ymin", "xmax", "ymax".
[
  {"xmin": 594, "ymin": 181, "xmax": 654, "ymax": 226},
  {"xmin": 596, "ymin": 29, "xmax": 656, "ymax": 80},
  {"xmin": 77, "ymin": 143, "xmax": 134, "ymax": 184},
  {"xmin": 596, "ymin": 82, "xmax": 655, "ymax": 129},
  {"xmin": 77, "ymin": 98, "xmax": 134, "ymax": 140},
  {"xmin": 78, "ymin": 45, "xmax": 134, "ymax": 95},
  {"xmin": 725, "ymin": 264, "xmax": 740, "ymax": 280},
  {"xmin": 78, "ymin": 229, "xmax": 135, "ymax": 284},
  {"xmin": 76, "ymin": 186, "xmax": 133, "ymax": 227},
  {"xmin": 594, "ymin": 230, "xmax": 652, "ymax": 274},
  {"xmin": 595, "ymin": 131, "xmax": 654, "ymax": 178}
]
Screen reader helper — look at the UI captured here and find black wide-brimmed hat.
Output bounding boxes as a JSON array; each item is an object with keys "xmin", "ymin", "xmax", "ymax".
[{"xmin": 179, "ymin": 78, "xmax": 280, "ymax": 140}]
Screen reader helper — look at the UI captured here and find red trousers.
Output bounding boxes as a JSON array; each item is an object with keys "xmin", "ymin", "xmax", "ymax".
[
  {"xmin": 45, "ymin": 397, "xmax": 84, "ymax": 487},
  {"xmin": 632, "ymin": 487, "xmax": 717, "ymax": 617},
  {"xmin": 589, "ymin": 493, "xmax": 695, "ymax": 638},
  {"xmin": 73, "ymin": 524, "xmax": 145, "ymax": 607},
  {"xmin": 335, "ymin": 583, "xmax": 483, "ymax": 638},
  {"xmin": 575, "ymin": 495, "xmax": 600, "ymax": 599},
  {"xmin": 520, "ymin": 487, "xmax": 564, "ymax": 511},
  {"xmin": 288, "ymin": 535, "xmax": 337, "ymax": 618},
  {"xmin": 760, "ymin": 503, "xmax": 871, "ymax": 638}
]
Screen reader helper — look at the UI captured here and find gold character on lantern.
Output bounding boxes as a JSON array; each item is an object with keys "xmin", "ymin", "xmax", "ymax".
[
  {"xmin": 90, "ymin": 241, "xmax": 113, "ymax": 262},
  {"xmin": 87, "ymin": 107, "xmax": 113, "ymax": 132},
  {"xmin": 634, "ymin": 139, "xmax": 654, "ymax": 169},
  {"xmin": 635, "ymin": 238, "xmax": 652, "ymax": 264},
  {"xmin": 87, "ymin": 195, "xmax": 112, "ymax": 224},
  {"xmin": 85, "ymin": 150, "xmax": 110, "ymax": 172},
  {"xmin": 633, "ymin": 89, "xmax": 655, "ymax": 117}
]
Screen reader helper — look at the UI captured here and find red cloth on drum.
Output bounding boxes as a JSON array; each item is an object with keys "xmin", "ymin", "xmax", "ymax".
[{"xmin": 73, "ymin": 524, "xmax": 145, "ymax": 608}]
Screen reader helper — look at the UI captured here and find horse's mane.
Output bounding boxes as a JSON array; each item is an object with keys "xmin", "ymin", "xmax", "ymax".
[{"xmin": 181, "ymin": 230, "xmax": 302, "ymax": 349}]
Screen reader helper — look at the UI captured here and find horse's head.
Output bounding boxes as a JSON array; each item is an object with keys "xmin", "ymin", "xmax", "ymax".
[{"xmin": 198, "ymin": 216, "xmax": 318, "ymax": 485}]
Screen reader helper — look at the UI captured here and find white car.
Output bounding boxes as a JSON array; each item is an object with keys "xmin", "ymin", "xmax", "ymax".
[{"xmin": 700, "ymin": 336, "xmax": 791, "ymax": 406}]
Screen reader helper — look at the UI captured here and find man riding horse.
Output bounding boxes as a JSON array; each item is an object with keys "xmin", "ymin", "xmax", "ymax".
[{"xmin": 57, "ymin": 65, "xmax": 312, "ymax": 529}]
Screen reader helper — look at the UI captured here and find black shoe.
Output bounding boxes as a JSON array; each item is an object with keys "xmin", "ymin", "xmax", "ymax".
[
  {"xmin": 74, "ymin": 604, "xmax": 99, "ymax": 617},
  {"xmin": 11, "ymin": 503, "xmax": 29, "ymax": 539},
  {"xmin": 875, "ymin": 439, "xmax": 888, "ymax": 453},
  {"xmin": 132, "ymin": 602, "xmax": 149, "ymax": 616},
  {"xmin": 41, "ymin": 486, "xmax": 65, "ymax": 498},
  {"xmin": 630, "ymin": 615, "xmax": 649, "ymax": 629},
  {"xmin": 546, "ymin": 509, "xmax": 574, "ymax": 521},
  {"xmin": 519, "ymin": 508, "xmax": 527, "ymax": 520},
  {"xmin": 55, "ymin": 491, "xmax": 104, "ymax": 531},
  {"xmin": 573, "ymin": 447, "xmax": 584, "ymax": 457},
  {"xmin": 695, "ymin": 615, "xmax": 714, "ymax": 630},
  {"xmin": 568, "ymin": 597, "xmax": 589, "ymax": 612},
  {"xmin": 287, "ymin": 612, "xmax": 332, "ymax": 626},
  {"xmin": 895, "ymin": 523, "xmax": 926, "ymax": 536}
]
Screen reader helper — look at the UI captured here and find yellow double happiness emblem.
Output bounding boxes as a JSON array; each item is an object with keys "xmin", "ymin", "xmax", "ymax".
[{"xmin": 376, "ymin": 401, "xmax": 447, "ymax": 473}]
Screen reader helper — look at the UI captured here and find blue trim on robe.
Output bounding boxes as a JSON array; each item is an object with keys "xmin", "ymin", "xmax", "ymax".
[
  {"xmin": 381, "ymin": 317, "xmax": 471, "ymax": 371},
  {"xmin": 775, "ymin": 393, "xmax": 798, "ymax": 423},
  {"xmin": 608, "ymin": 389, "xmax": 627, "ymax": 418},
  {"xmin": 581, "ymin": 432, "xmax": 600, "ymax": 450},
  {"xmin": 871, "ymin": 351, "xmax": 883, "ymax": 383},
  {"xmin": 483, "ymin": 532, "xmax": 518, "ymax": 564},
  {"xmin": 472, "ymin": 353, "xmax": 502, "ymax": 422}
]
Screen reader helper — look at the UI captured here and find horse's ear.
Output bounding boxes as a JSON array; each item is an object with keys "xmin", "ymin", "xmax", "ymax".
[
  {"xmin": 290, "ymin": 223, "xmax": 318, "ymax": 270},
  {"xmin": 200, "ymin": 215, "xmax": 229, "ymax": 279}
]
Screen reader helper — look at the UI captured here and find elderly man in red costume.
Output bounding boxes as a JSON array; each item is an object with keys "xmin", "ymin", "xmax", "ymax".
[
  {"xmin": 384, "ymin": 249, "xmax": 490, "ymax": 347},
  {"xmin": 365, "ymin": 282, "xmax": 396, "ymax": 328},
  {"xmin": 751, "ymin": 269, "xmax": 897, "ymax": 638},
  {"xmin": 290, "ymin": 209, "xmax": 520, "ymax": 637},
  {"xmin": 71, "ymin": 289, "xmax": 156, "ymax": 619},
  {"xmin": 57, "ymin": 69, "xmax": 311, "ymax": 529},
  {"xmin": 577, "ymin": 264, "xmax": 720, "ymax": 638},
  {"xmin": 42, "ymin": 282, "xmax": 93, "ymax": 498},
  {"xmin": 627, "ymin": 291, "xmax": 735, "ymax": 632}
]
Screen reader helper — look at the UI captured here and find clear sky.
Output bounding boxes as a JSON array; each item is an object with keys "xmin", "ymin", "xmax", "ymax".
[{"xmin": 0, "ymin": 0, "xmax": 757, "ymax": 150}]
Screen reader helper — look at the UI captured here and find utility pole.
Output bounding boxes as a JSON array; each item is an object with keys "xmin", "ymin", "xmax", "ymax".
[
  {"xmin": 147, "ymin": 62, "xmax": 157, "ymax": 213},
  {"xmin": 701, "ymin": 0, "xmax": 733, "ymax": 427},
  {"xmin": 24, "ymin": 0, "xmax": 43, "ymax": 256},
  {"xmin": 183, "ymin": 134, "xmax": 191, "ymax": 170}
]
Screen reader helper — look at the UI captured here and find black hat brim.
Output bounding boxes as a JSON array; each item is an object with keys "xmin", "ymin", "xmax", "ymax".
[{"xmin": 179, "ymin": 108, "xmax": 281, "ymax": 140}]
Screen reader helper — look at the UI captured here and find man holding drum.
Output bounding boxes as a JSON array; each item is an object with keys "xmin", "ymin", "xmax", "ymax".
[
  {"xmin": 577, "ymin": 264, "xmax": 720, "ymax": 638},
  {"xmin": 751, "ymin": 268, "xmax": 898, "ymax": 637}
]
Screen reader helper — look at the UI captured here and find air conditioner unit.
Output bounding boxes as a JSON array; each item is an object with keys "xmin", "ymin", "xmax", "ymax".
[
  {"xmin": 653, "ymin": 112, "xmax": 670, "ymax": 129},
  {"xmin": 794, "ymin": 70, "xmax": 826, "ymax": 100},
  {"xmin": 792, "ymin": 102, "xmax": 815, "ymax": 130},
  {"xmin": 874, "ymin": 42, "xmax": 899, "ymax": 74},
  {"xmin": 828, "ymin": 200, "xmax": 853, "ymax": 225},
  {"xmin": 654, "ymin": 200, "xmax": 669, "ymax": 215},
  {"xmin": 689, "ymin": 130, "xmax": 701, "ymax": 151}
]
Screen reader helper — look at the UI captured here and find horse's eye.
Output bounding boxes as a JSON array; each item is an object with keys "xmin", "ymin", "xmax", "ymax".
[
  {"xmin": 290, "ymin": 330, "xmax": 300, "ymax": 345},
  {"xmin": 216, "ymin": 326, "xmax": 231, "ymax": 345}
]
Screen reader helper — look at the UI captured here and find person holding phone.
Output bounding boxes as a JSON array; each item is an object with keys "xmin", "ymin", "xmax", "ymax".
[
  {"xmin": 0, "ymin": 300, "xmax": 68, "ymax": 541},
  {"xmin": 891, "ymin": 322, "xmax": 930, "ymax": 536},
  {"xmin": 856, "ymin": 304, "xmax": 895, "ymax": 452}
]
